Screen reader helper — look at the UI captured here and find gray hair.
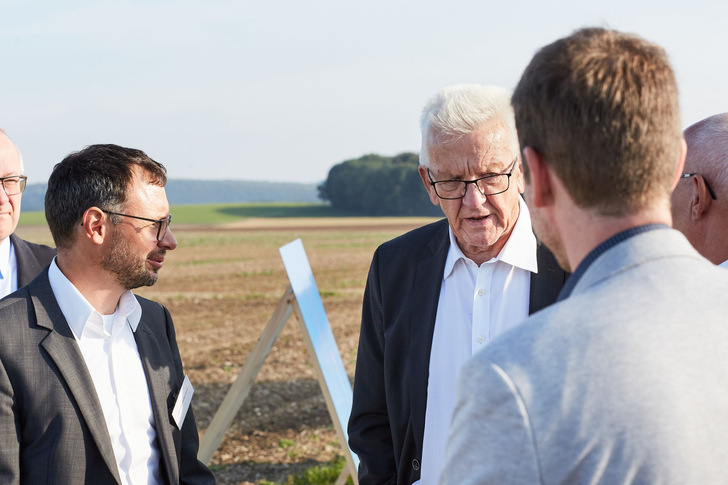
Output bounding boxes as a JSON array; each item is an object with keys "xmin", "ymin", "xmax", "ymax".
[
  {"xmin": 684, "ymin": 113, "xmax": 728, "ymax": 194},
  {"xmin": 419, "ymin": 84, "xmax": 519, "ymax": 167}
]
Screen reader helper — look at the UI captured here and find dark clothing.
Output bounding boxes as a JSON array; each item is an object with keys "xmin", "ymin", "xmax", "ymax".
[{"xmin": 348, "ymin": 219, "xmax": 567, "ymax": 485}]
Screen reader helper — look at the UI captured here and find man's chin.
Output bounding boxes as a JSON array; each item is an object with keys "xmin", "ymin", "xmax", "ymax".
[
  {"xmin": 140, "ymin": 271, "xmax": 160, "ymax": 288},
  {"xmin": 119, "ymin": 271, "xmax": 159, "ymax": 290}
]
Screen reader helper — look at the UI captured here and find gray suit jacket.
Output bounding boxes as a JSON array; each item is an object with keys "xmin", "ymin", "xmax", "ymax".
[
  {"xmin": 0, "ymin": 269, "xmax": 215, "ymax": 484},
  {"xmin": 9, "ymin": 233, "xmax": 56, "ymax": 289},
  {"xmin": 441, "ymin": 227, "xmax": 728, "ymax": 485}
]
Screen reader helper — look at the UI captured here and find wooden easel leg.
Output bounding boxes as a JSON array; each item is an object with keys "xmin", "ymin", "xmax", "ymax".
[
  {"xmin": 334, "ymin": 468, "xmax": 350, "ymax": 485},
  {"xmin": 198, "ymin": 287, "xmax": 295, "ymax": 464}
]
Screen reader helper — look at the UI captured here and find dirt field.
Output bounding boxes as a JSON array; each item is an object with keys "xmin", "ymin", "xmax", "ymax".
[{"xmin": 17, "ymin": 217, "xmax": 435, "ymax": 484}]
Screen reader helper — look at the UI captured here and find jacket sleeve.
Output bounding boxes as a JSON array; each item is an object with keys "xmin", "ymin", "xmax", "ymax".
[
  {"xmin": 440, "ymin": 355, "xmax": 541, "ymax": 485},
  {"xmin": 347, "ymin": 249, "xmax": 397, "ymax": 485},
  {"xmin": 0, "ymin": 356, "xmax": 20, "ymax": 484}
]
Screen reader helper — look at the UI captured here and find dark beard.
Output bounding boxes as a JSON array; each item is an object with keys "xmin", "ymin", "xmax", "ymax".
[{"xmin": 101, "ymin": 233, "xmax": 163, "ymax": 290}]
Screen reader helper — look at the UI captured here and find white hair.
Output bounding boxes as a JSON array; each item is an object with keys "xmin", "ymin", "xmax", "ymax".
[
  {"xmin": 684, "ymin": 112, "xmax": 728, "ymax": 193},
  {"xmin": 419, "ymin": 84, "xmax": 519, "ymax": 167}
]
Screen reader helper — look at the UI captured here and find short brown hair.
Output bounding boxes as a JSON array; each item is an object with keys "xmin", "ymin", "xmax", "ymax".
[
  {"xmin": 512, "ymin": 27, "xmax": 682, "ymax": 216},
  {"xmin": 45, "ymin": 144, "xmax": 167, "ymax": 249}
]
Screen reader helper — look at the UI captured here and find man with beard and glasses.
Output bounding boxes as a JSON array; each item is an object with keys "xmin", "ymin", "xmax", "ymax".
[
  {"xmin": 671, "ymin": 112, "xmax": 728, "ymax": 268},
  {"xmin": 0, "ymin": 144, "xmax": 215, "ymax": 484}
]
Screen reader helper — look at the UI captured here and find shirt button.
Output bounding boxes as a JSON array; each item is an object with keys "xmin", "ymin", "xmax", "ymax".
[
  {"xmin": 477, "ymin": 288, "xmax": 484, "ymax": 296},
  {"xmin": 412, "ymin": 459, "xmax": 420, "ymax": 470},
  {"xmin": 477, "ymin": 336, "xmax": 485, "ymax": 344}
]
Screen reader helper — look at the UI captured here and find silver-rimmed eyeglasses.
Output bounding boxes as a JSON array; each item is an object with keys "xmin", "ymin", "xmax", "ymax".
[
  {"xmin": 427, "ymin": 157, "xmax": 518, "ymax": 200},
  {"xmin": 0, "ymin": 175, "xmax": 27, "ymax": 196}
]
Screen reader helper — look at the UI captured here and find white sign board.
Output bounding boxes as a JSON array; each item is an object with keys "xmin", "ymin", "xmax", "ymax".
[{"xmin": 279, "ymin": 239, "xmax": 360, "ymax": 472}]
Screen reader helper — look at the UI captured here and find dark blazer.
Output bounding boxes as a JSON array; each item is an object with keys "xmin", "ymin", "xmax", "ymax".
[
  {"xmin": 9, "ymin": 233, "xmax": 56, "ymax": 288},
  {"xmin": 347, "ymin": 218, "xmax": 567, "ymax": 485},
  {"xmin": 0, "ymin": 269, "xmax": 215, "ymax": 484}
]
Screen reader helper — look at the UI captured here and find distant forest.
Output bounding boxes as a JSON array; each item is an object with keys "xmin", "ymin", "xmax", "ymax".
[
  {"xmin": 318, "ymin": 152, "xmax": 440, "ymax": 216},
  {"xmin": 21, "ymin": 179, "xmax": 321, "ymax": 212},
  {"xmin": 23, "ymin": 153, "xmax": 441, "ymax": 216}
]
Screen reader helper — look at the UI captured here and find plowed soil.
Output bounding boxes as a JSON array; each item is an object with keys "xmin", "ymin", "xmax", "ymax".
[{"xmin": 18, "ymin": 218, "xmax": 433, "ymax": 484}]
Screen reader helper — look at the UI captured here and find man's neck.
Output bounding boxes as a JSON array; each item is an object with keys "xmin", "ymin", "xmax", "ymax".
[
  {"xmin": 55, "ymin": 253, "xmax": 124, "ymax": 315},
  {"xmin": 558, "ymin": 204, "xmax": 673, "ymax": 272}
]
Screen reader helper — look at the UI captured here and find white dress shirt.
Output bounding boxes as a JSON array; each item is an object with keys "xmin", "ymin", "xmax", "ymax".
[
  {"xmin": 0, "ymin": 236, "xmax": 18, "ymax": 298},
  {"xmin": 48, "ymin": 260, "xmax": 162, "ymax": 485},
  {"xmin": 418, "ymin": 200, "xmax": 538, "ymax": 485}
]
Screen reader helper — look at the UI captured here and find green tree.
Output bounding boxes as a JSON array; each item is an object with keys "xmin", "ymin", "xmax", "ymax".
[{"xmin": 318, "ymin": 153, "xmax": 441, "ymax": 216}]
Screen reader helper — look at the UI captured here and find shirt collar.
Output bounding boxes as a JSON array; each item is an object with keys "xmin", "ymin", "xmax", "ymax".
[
  {"xmin": 444, "ymin": 198, "xmax": 538, "ymax": 279},
  {"xmin": 48, "ymin": 259, "xmax": 142, "ymax": 338},
  {"xmin": 0, "ymin": 237, "xmax": 13, "ymax": 279}
]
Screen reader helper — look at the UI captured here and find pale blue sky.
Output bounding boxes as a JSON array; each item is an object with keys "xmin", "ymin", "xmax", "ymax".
[{"xmin": 2, "ymin": 0, "xmax": 726, "ymax": 184}]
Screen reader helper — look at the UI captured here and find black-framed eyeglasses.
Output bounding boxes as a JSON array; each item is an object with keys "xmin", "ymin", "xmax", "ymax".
[
  {"xmin": 427, "ymin": 157, "xmax": 519, "ymax": 200},
  {"xmin": 681, "ymin": 173, "xmax": 717, "ymax": 200},
  {"xmin": 102, "ymin": 209, "xmax": 172, "ymax": 241},
  {"xmin": 0, "ymin": 175, "xmax": 27, "ymax": 196}
]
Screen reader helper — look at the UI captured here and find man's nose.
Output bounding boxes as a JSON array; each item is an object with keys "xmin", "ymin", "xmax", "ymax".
[
  {"xmin": 159, "ymin": 227, "xmax": 178, "ymax": 250},
  {"xmin": 461, "ymin": 181, "xmax": 487, "ymax": 206}
]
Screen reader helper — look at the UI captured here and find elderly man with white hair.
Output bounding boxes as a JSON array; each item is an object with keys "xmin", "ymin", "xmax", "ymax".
[
  {"xmin": 347, "ymin": 84, "xmax": 567, "ymax": 485},
  {"xmin": 671, "ymin": 112, "xmax": 728, "ymax": 267}
]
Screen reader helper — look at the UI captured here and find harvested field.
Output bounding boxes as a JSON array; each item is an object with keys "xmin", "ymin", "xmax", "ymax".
[{"xmin": 16, "ymin": 217, "xmax": 436, "ymax": 484}]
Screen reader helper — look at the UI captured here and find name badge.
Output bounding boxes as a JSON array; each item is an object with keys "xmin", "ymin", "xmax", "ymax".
[{"xmin": 172, "ymin": 375, "xmax": 194, "ymax": 429}]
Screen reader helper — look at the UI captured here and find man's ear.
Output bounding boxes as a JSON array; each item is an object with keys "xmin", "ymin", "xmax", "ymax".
[
  {"xmin": 419, "ymin": 165, "xmax": 441, "ymax": 207},
  {"xmin": 81, "ymin": 207, "xmax": 108, "ymax": 245},
  {"xmin": 689, "ymin": 174, "xmax": 713, "ymax": 221},
  {"xmin": 522, "ymin": 146, "xmax": 553, "ymax": 208}
]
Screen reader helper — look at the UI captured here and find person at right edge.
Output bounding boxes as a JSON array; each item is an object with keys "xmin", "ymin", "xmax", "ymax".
[
  {"xmin": 441, "ymin": 27, "xmax": 728, "ymax": 484},
  {"xmin": 671, "ymin": 112, "xmax": 728, "ymax": 267}
]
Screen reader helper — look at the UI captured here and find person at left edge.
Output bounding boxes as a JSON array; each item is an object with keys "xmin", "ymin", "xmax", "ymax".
[
  {"xmin": 0, "ymin": 129, "xmax": 56, "ymax": 297},
  {"xmin": 348, "ymin": 84, "xmax": 568, "ymax": 485},
  {"xmin": 0, "ymin": 144, "xmax": 215, "ymax": 484}
]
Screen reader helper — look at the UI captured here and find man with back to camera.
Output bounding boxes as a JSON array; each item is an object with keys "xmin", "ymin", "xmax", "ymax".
[
  {"xmin": 441, "ymin": 28, "xmax": 728, "ymax": 484},
  {"xmin": 671, "ymin": 112, "xmax": 728, "ymax": 267},
  {"xmin": 0, "ymin": 144, "xmax": 215, "ymax": 484},
  {"xmin": 347, "ymin": 84, "xmax": 568, "ymax": 485},
  {"xmin": 0, "ymin": 129, "xmax": 55, "ymax": 297}
]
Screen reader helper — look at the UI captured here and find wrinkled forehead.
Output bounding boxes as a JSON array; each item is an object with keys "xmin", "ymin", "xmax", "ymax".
[{"xmin": 428, "ymin": 123, "xmax": 518, "ymax": 176}]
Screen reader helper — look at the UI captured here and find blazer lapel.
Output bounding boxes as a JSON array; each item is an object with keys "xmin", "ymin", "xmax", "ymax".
[
  {"xmin": 30, "ymin": 273, "xmax": 123, "ymax": 484},
  {"xmin": 133, "ymin": 316, "xmax": 180, "ymax": 485},
  {"xmin": 11, "ymin": 234, "xmax": 42, "ymax": 288},
  {"xmin": 529, "ymin": 242, "xmax": 568, "ymax": 314},
  {"xmin": 410, "ymin": 220, "xmax": 450, "ymax": 452}
]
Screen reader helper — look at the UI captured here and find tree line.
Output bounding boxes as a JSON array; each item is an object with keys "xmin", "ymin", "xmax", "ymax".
[{"xmin": 318, "ymin": 153, "xmax": 442, "ymax": 216}]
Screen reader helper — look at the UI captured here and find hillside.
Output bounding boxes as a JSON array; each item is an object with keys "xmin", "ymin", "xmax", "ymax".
[{"xmin": 22, "ymin": 179, "xmax": 321, "ymax": 211}]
